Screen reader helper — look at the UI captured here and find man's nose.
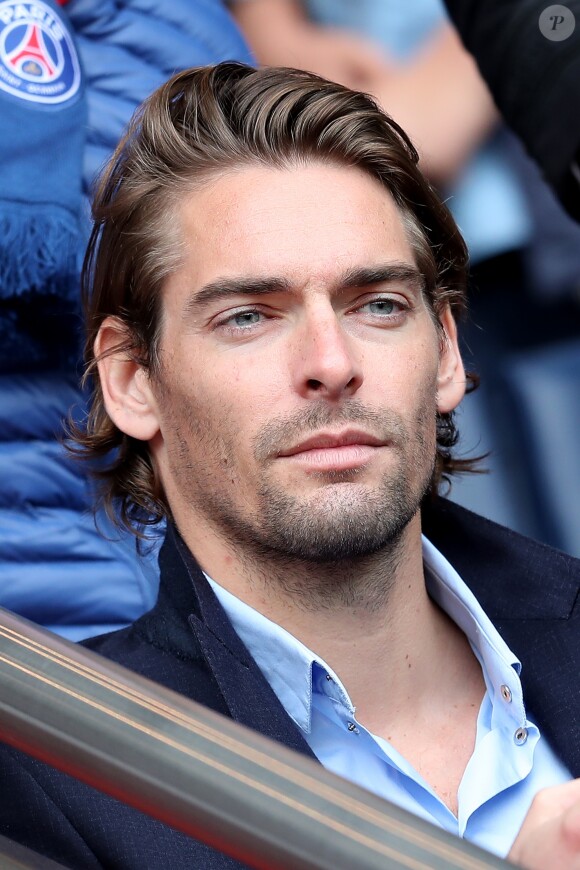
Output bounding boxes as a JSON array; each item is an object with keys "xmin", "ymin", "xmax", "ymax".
[{"xmin": 291, "ymin": 304, "xmax": 363, "ymax": 400}]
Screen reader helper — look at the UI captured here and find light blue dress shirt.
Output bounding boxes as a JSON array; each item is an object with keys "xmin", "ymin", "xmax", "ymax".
[{"xmin": 206, "ymin": 537, "xmax": 571, "ymax": 858}]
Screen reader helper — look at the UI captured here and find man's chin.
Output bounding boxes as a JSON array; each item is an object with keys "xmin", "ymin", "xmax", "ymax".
[{"xmin": 256, "ymin": 493, "xmax": 419, "ymax": 563}]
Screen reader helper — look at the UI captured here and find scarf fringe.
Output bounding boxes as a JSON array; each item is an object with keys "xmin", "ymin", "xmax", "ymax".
[{"xmin": 0, "ymin": 205, "xmax": 80, "ymax": 301}]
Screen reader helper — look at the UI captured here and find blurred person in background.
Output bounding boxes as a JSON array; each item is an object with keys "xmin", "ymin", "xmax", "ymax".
[
  {"xmin": 0, "ymin": 0, "xmax": 252, "ymax": 638},
  {"xmin": 231, "ymin": 0, "xmax": 580, "ymax": 556},
  {"xmin": 443, "ymin": 0, "xmax": 580, "ymax": 221}
]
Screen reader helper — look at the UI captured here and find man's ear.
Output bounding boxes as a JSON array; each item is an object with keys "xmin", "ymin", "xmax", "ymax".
[
  {"xmin": 95, "ymin": 317, "xmax": 161, "ymax": 441},
  {"xmin": 436, "ymin": 306, "xmax": 466, "ymax": 414}
]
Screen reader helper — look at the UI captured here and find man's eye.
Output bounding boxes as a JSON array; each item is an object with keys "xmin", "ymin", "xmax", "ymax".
[
  {"xmin": 219, "ymin": 309, "xmax": 263, "ymax": 330},
  {"xmin": 366, "ymin": 299, "xmax": 395, "ymax": 315},
  {"xmin": 232, "ymin": 310, "xmax": 261, "ymax": 327},
  {"xmin": 359, "ymin": 298, "xmax": 405, "ymax": 316}
]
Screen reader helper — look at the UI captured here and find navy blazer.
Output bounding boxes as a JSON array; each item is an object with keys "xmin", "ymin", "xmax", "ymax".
[{"xmin": 0, "ymin": 498, "xmax": 578, "ymax": 869}]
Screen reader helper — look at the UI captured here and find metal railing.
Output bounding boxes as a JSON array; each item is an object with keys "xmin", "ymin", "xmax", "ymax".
[{"xmin": 0, "ymin": 607, "xmax": 515, "ymax": 869}]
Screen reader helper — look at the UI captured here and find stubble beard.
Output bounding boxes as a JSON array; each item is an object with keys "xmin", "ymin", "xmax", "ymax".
[
  {"xmin": 172, "ymin": 399, "xmax": 437, "ymax": 613},
  {"xmin": 254, "ymin": 463, "xmax": 426, "ymax": 562}
]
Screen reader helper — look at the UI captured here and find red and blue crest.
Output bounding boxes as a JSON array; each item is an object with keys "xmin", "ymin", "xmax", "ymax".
[{"xmin": 0, "ymin": 0, "xmax": 80, "ymax": 104}]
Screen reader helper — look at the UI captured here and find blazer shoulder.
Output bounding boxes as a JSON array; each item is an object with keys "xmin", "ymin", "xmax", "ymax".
[
  {"xmin": 422, "ymin": 496, "xmax": 580, "ymax": 620},
  {"xmin": 82, "ymin": 612, "xmax": 232, "ymax": 718}
]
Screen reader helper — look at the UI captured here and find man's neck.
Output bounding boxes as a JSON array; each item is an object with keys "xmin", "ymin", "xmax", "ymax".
[
  {"xmin": 177, "ymin": 509, "xmax": 486, "ymax": 813},
  {"xmin": 176, "ymin": 512, "xmax": 481, "ymax": 730}
]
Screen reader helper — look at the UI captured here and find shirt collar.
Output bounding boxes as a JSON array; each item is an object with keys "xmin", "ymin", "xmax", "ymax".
[
  {"xmin": 205, "ymin": 535, "xmax": 526, "ymax": 735},
  {"xmin": 205, "ymin": 572, "xmax": 328, "ymax": 732},
  {"xmin": 422, "ymin": 536, "xmax": 526, "ymax": 728}
]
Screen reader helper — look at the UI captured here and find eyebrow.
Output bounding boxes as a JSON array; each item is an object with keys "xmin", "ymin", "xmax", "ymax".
[
  {"xmin": 340, "ymin": 264, "xmax": 425, "ymax": 294},
  {"xmin": 184, "ymin": 262, "xmax": 425, "ymax": 315},
  {"xmin": 185, "ymin": 276, "xmax": 293, "ymax": 314}
]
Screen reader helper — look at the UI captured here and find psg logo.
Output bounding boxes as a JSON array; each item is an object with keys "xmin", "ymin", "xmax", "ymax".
[{"xmin": 0, "ymin": 0, "xmax": 80, "ymax": 105}]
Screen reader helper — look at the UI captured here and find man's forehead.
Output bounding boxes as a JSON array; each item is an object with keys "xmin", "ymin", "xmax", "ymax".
[{"xmin": 169, "ymin": 161, "xmax": 418, "ymax": 303}]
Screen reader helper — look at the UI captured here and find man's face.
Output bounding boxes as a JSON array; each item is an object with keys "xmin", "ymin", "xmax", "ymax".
[{"xmin": 128, "ymin": 162, "xmax": 464, "ymax": 563}]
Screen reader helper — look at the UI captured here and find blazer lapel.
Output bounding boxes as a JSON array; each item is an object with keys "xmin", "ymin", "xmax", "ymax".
[{"xmin": 168, "ymin": 528, "xmax": 317, "ymax": 760}]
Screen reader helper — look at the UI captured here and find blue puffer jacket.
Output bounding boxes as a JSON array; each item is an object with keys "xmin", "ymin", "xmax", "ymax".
[{"xmin": 0, "ymin": 0, "xmax": 252, "ymax": 640}]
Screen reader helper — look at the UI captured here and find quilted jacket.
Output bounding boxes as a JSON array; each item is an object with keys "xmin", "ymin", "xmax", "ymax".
[{"xmin": 0, "ymin": 0, "xmax": 252, "ymax": 639}]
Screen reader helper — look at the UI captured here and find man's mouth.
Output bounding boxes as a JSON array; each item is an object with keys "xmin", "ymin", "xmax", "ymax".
[{"xmin": 277, "ymin": 430, "xmax": 387, "ymax": 472}]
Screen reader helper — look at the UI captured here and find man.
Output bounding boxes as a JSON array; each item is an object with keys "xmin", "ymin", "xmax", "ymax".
[{"xmin": 0, "ymin": 62, "xmax": 579, "ymax": 868}]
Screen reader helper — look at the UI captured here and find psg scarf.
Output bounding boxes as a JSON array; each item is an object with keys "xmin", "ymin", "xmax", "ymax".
[{"xmin": 0, "ymin": 0, "xmax": 86, "ymax": 304}]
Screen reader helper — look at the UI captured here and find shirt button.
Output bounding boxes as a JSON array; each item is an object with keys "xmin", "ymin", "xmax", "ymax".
[
  {"xmin": 326, "ymin": 674, "xmax": 333, "ymax": 681},
  {"xmin": 514, "ymin": 727, "xmax": 528, "ymax": 745},
  {"xmin": 500, "ymin": 684, "xmax": 512, "ymax": 702},
  {"xmin": 347, "ymin": 722, "xmax": 359, "ymax": 734}
]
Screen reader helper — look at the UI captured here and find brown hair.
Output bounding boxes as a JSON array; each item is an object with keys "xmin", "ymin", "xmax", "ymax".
[{"xmin": 70, "ymin": 62, "xmax": 479, "ymax": 537}]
